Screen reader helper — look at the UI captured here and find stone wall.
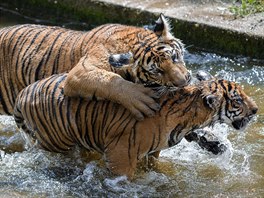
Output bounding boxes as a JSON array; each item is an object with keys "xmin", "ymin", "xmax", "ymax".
[{"xmin": 1, "ymin": 0, "xmax": 263, "ymax": 59}]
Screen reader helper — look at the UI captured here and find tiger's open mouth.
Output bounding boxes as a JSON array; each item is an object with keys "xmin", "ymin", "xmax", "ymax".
[{"xmin": 232, "ymin": 117, "xmax": 250, "ymax": 130}]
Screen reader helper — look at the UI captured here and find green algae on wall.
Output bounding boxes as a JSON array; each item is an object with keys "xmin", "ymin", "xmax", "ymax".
[
  {"xmin": 171, "ymin": 19, "xmax": 264, "ymax": 59},
  {"xmin": 0, "ymin": 0, "xmax": 157, "ymax": 26}
]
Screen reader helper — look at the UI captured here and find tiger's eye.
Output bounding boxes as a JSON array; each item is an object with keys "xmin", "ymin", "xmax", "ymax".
[
  {"xmin": 234, "ymin": 98, "xmax": 243, "ymax": 105},
  {"xmin": 150, "ymin": 67, "xmax": 164, "ymax": 75}
]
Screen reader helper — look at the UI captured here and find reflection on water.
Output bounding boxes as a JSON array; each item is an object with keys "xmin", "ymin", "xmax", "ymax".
[{"xmin": 0, "ymin": 8, "xmax": 264, "ymax": 198}]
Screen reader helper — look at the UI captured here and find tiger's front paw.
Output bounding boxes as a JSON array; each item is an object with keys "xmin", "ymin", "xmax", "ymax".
[
  {"xmin": 115, "ymin": 83, "xmax": 160, "ymax": 121},
  {"xmin": 198, "ymin": 136, "xmax": 227, "ymax": 155}
]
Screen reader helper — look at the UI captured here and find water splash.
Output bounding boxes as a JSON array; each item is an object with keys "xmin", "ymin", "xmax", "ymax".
[{"xmin": 0, "ymin": 49, "xmax": 262, "ymax": 197}]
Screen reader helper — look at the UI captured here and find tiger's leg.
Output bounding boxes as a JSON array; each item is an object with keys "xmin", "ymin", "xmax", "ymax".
[
  {"xmin": 63, "ymin": 57, "xmax": 160, "ymax": 121},
  {"xmin": 139, "ymin": 151, "xmax": 160, "ymax": 171},
  {"xmin": 104, "ymin": 132, "xmax": 141, "ymax": 180},
  {"xmin": 146, "ymin": 151, "xmax": 160, "ymax": 169},
  {"xmin": 185, "ymin": 131, "xmax": 227, "ymax": 155},
  {"xmin": 105, "ymin": 146, "xmax": 138, "ymax": 180}
]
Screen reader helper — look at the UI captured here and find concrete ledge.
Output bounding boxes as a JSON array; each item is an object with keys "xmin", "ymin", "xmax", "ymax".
[{"xmin": 1, "ymin": 0, "xmax": 263, "ymax": 59}]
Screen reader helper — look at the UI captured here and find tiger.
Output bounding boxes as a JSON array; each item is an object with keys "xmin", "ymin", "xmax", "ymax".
[
  {"xmin": 13, "ymin": 73, "xmax": 258, "ymax": 179},
  {"xmin": 0, "ymin": 14, "xmax": 190, "ymax": 120}
]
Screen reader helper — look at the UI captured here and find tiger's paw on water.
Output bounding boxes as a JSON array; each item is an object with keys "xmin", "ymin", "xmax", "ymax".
[
  {"xmin": 185, "ymin": 131, "xmax": 227, "ymax": 155},
  {"xmin": 198, "ymin": 136, "xmax": 227, "ymax": 155}
]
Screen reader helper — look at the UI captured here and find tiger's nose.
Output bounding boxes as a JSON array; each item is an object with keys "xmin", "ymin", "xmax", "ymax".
[
  {"xmin": 251, "ymin": 107, "xmax": 258, "ymax": 115},
  {"xmin": 175, "ymin": 72, "xmax": 191, "ymax": 87}
]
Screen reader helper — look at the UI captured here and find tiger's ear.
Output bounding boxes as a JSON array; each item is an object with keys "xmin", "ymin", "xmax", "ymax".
[
  {"xmin": 204, "ymin": 95, "xmax": 220, "ymax": 110},
  {"xmin": 154, "ymin": 14, "xmax": 173, "ymax": 40},
  {"xmin": 109, "ymin": 52, "xmax": 134, "ymax": 68}
]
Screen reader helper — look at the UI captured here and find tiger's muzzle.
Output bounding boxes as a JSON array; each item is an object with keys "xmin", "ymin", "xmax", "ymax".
[
  {"xmin": 172, "ymin": 71, "xmax": 192, "ymax": 88},
  {"xmin": 232, "ymin": 107, "xmax": 258, "ymax": 130},
  {"xmin": 232, "ymin": 118, "xmax": 250, "ymax": 130}
]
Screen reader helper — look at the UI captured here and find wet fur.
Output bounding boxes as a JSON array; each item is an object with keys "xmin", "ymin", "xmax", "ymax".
[
  {"xmin": 14, "ymin": 74, "xmax": 257, "ymax": 179},
  {"xmin": 0, "ymin": 15, "xmax": 188, "ymax": 120}
]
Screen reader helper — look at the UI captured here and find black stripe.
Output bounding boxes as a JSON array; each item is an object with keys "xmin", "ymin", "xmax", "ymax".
[
  {"xmin": 38, "ymin": 77, "xmax": 68, "ymax": 151},
  {"xmin": 69, "ymin": 33, "xmax": 83, "ymax": 67},
  {"xmin": 153, "ymin": 125, "xmax": 161, "ymax": 152},
  {"xmin": 52, "ymin": 32, "xmax": 75, "ymax": 75},
  {"xmin": 21, "ymin": 33, "xmax": 43, "ymax": 81},
  {"xmin": 228, "ymin": 82, "xmax": 233, "ymax": 92},
  {"xmin": 34, "ymin": 31, "xmax": 64, "ymax": 82},
  {"xmin": 86, "ymin": 24, "xmax": 118, "ymax": 50},
  {"xmin": 8, "ymin": 25, "xmax": 30, "ymax": 59},
  {"xmin": 168, "ymin": 124, "xmax": 183, "ymax": 147},
  {"xmin": 65, "ymin": 94, "xmax": 78, "ymax": 144},
  {"xmin": 210, "ymin": 81, "xmax": 218, "ymax": 94},
  {"xmin": 113, "ymin": 113, "xmax": 132, "ymax": 147},
  {"xmin": 1, "ymin": 27, "xmax": 35, "ymax": 114},
  {"xmin": 0, "ymin": 85, "xmax": 10, "ymax": 114},
  {"xmin": 105, "ymin": 109, "xmax": 131, "ymax": 148},
  {"xmin": 58, "ymin": 82, "xmax": 73, "ymax": 142},
  {"xmin": 104, "ymin": 25, "xmax": 132, "ymax": 43},
  {"xmin": 148, "ymin": 132, "xmax": 156, "ymax": 154},
  {"xmin": 74, "ymin": 97, "xmax": 86, "ymax": 147},
  {"xmin": 104, "ymin": 103, "xmax": 123, "ymax": 136},
  {"xmin": 82, "ymin": 100, "xmax": 93, "ymax": 149},
  {"xmin": 79, "ymin": 31, "xmax": 91, "ymax": 55},
  {"xmin": 50, "ymin": 75, "xmax": 73, "ymax": 148},
  {"xmin": 90, "ymin": 101, "xmax": 101, "ymax": 151},
  {"xmin": 28, "ymin": 82, "xmax": 60, "ymax": 151},
  {"xmin": 128, "ymin": 122, "xmax": 136, "ymax": 165}
]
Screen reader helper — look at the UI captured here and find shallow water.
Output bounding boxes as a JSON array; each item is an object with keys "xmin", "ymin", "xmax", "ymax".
[{"xmin": 0, "ymin": 7, "xmax": 264, "ymax": 198}]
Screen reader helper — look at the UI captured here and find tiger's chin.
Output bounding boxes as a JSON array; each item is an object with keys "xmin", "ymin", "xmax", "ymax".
[{"xmin": 231, "ymin": 117, "xmax": 250, "ymax": 130}]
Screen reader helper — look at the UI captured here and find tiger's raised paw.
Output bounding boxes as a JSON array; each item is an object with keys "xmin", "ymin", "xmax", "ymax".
[
  {"xmin": 114, "ymin": 82, "xmax": 161, "ymax": 121},
  {"xmin": 198, "ymin": 136, "xmax": 227, "ymax": 155}
]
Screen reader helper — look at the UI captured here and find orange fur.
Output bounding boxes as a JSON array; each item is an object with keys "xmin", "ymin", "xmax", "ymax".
[
  {"xmin": 14, "ymin": 74, "xmax": 257, "ymax": 179},
  {"xmin": 0, "ymin": 15, "xmax": 189, "ymax": 120}
]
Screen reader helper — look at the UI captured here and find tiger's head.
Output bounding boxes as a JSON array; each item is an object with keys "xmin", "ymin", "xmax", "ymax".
[
  {"xmin": 109, "ymin": 14, "xmax": 191, "ymax": 89},
  {"xmin": 200, "ymin": 78, "xmax": 258, "ymax": 130},
  {"xmin": 218, "ymin": 80, "xmax": 258, "ymax": 130}
]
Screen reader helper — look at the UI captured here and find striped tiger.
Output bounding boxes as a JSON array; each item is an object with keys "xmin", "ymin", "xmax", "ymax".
[
  {"xmin": 13, "ymin": 73, "xmax": 258, "ymax": 179},
  {"xmin": 0, "ymin": 14, "xmax": 190, "ymax": 120}
]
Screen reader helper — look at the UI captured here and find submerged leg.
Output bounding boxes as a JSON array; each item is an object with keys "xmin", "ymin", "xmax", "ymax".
[{"xmin": 105, "ymin": 144, "xmax": 138, "ymax": 180}]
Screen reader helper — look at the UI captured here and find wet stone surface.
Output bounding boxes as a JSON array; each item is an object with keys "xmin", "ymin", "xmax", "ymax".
[
  {"xmin": 0, "ymin": 0, "xmax": 264, "ymax": 58},
  {"xmin": 101, "ymin": 0, "xmax": 264, "ymax": 36}
]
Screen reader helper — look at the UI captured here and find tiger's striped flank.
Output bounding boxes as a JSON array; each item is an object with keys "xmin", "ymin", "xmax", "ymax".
[{"xmin": 14, "ymin": 74, "xmax": 257, "ymax": 179}]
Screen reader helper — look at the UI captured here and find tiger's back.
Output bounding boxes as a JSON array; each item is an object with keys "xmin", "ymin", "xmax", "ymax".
[
  {"xmin": 14, "ymin": 74, "xmax": 136, "ymax": 152},
  {"xmin": 0, "ymin": 24, "xmax": 86, "ymax": 114}
]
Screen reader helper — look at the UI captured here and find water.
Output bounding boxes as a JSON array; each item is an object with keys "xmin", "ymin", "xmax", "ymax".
[{"xmin": 0, "ymin": 7, "xmax": 264, "ymax": 198}]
